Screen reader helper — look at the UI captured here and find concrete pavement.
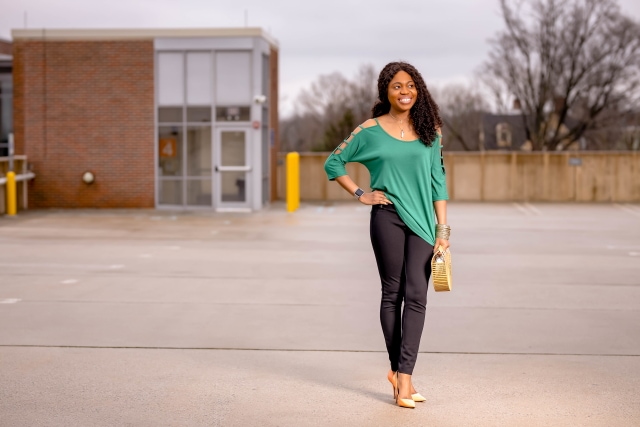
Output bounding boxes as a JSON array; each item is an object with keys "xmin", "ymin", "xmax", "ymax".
[{"xmin": 1, "ymin": 202, "xmax": 639, "ymax": 426}]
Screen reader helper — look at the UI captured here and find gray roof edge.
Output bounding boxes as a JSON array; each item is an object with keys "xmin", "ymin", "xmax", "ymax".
[{"xmin": 11, "ymin": 28, "xmax": 279, "ymax": 48}]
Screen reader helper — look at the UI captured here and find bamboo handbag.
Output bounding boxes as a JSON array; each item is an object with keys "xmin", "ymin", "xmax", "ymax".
[{"xmin": 431, "ymin": 246, "xmax": 452, "ymax": 292}]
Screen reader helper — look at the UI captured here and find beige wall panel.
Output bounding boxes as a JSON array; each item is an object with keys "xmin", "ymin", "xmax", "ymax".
[
  {"xmin": 483, "ymin": 154, "xmax": 511, "ymax": 201},
  {"xmin": 546, "ymin": 155, "xmax": 572, "ymax": 201},
  {"xmin": 599, "ymin": 154, "xmax": 617, "ymax": 202},
  {"xmin": 631, "ymin": 152, "xmax": 640, "ymax": 200},
  {"xmin": 516, "ymin": 155, "xmax": 545, "ymax": 201},
  {"xmin": 613, "ymin": 154, "xmax": 629, "ymax": 201},
  {"xmin": 449, "ymin": 155, "xmax": 482, "ymax": 201},
  {"xmin": 443, "ymin": 156, "xmax": 454, "ymax": 199},
  {"xmin": 576, "ymin": 155, "xmax": 611, "ymax": 202},
  {"xmin": 611, "ymin": 153, "xmax": 639, "ymax": 202},
  {"xmin": 299, "ymin": 156, "xmax": 326, "ymax": 200}
]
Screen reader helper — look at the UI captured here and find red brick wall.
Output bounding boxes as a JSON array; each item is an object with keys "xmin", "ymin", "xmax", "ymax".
[
  {"xmin": 0, "ymin": 40, "xmax": 11, "ymax": 55},
  {"xmin": 13, "ymin": 39, "xmax": 155, "ymax": 208},
  {"xmin": 269, "ymin": 47, "xmax": 279, "ymax": 202}
]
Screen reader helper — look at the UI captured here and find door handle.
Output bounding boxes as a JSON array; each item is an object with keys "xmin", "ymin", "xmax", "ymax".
[{"xmin": 216, "ymin": 166, "xmax": 252, "ymax": 172}]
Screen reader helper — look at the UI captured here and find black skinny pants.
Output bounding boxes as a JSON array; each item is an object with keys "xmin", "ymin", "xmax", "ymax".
[{"xmin": 370, "ymin": 204, "xmax": 434, "ymax": 375}]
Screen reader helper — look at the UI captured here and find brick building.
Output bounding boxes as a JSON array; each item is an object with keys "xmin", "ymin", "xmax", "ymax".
[{"xmin": 12, "ymin": 28, "xmax": 279, "ymax": 211}]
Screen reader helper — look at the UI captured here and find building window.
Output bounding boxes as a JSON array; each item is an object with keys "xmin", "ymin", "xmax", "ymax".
[
  {"xmin": 215, "ymin": 106, "xmax": 250, "ymax": 122},
  {"xmin": 0, "ymin": 73, "xmax": 12, "ymax": 157},
  {"xmin": 157, "ymin": 51, "xmax": 213, "ymax": 206},
  {"xmin": 496, "ymin": 122, "xmax": 512, "ymax": 148}
]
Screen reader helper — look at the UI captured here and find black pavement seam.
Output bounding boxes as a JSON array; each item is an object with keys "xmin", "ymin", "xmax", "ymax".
[
  {"xmin": 0, "ymin": 344, "xmax": 639, "ymax": 357},
  {"xmin": 3, "ymin": 300, "xmax": 640, "ymax": 310}
]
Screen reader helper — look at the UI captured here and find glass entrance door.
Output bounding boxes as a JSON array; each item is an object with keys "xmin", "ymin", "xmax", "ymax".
[
  {"xmin": 215, "ymin": 129, "xmax": 251, "ymax": 210},
  {"xmin": 158, "ymin": 125, "xmax": 212, "ymax": 207}
]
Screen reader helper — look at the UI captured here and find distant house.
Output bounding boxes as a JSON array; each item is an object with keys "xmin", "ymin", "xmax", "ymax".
[
  {"xmin": 480, "ymin": 112, "xmax": 529, "ymax": 151},
  {"xmin": 621, "ymin": 125, "xmax": 640, "ymax": 150},
  {"xmin": 479, "ymin": 99, "xmax": 583, "ymax": 151},
  {"xmin": 614, "ymin": 111, "xmax": 640, "ymax": 150}
]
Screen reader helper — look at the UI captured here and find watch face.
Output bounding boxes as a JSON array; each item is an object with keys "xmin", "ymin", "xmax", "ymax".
[{"xmin": 355, "ymin": 188, "xmax": 365, "ymax": 197}]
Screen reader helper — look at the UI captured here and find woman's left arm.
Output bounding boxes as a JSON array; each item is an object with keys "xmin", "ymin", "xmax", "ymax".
[
  {"xmin": 433, "ymin": 200, "xmax": 449, "ymax": 252},
  {"xmin": 431, "ymin": 130, "xmax": 450, "ymax": 253}
]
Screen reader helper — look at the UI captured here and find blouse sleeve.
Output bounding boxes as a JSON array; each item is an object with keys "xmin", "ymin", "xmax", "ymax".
[
  {"xmin": 431, "ymin": 135, "xmax": 449, "ymax": 201},
  {"xmin": 324, "ymin": 130, "xmax": 365, "ymax": 181}
]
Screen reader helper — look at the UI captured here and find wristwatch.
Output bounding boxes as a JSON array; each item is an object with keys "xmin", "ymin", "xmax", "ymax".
[{"xmin": 354, "ymin": 188, "xmax": 365, "ymax": 199}]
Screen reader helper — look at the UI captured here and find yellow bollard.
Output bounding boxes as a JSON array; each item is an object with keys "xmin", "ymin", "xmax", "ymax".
[
  {"xmin": 6, "ymin": 171, "xmax": 17, "ymax": 216},
  {"xmin": 286, "ymin": 152, "xmax": 300, "ymax": 212}
]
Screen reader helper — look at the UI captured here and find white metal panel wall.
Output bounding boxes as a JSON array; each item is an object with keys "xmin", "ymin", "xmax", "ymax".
[
  {"xmin": 155, "ymin": 37, "xmax": 255, "ymax": 51},
  {"xmin": 157, "ymin": 53, "xmax": 184, "ymax": 105},
  {"xmin": 251, "ymin": 39, "xmax": 264, "ymax": 210},
  {"xmin": 215, "ymin": 52, "xmax": 252, "ymax": 105},
  {"xmin": 186, "ymin": 52, "xmax": 212, "ymax": 105}
]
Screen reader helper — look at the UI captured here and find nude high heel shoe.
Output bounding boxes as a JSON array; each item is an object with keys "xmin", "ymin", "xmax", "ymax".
[
  {"xmin": 392, "ymin": 372, "xmax": 415, "ymax": 409},
  {"xmin": 388, "ymin": 370, "xmax": 425, "ymax": 403},
  {"xmin": 411, "ymin": 393, "xmax": 426, "ymax": 402},
  {"xmin": 387, "ymin": 370, "xmax": 396, "ymax": 398}
]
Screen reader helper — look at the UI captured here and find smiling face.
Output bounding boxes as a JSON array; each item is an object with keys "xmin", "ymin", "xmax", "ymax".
[{"xmin": 387, "ymin": 70, "xmax": 417, "ymax": 113}]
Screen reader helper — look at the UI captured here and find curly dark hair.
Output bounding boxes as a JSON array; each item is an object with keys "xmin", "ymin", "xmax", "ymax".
[{"xmin": 371, "ymin": 62, "xmax": 442, "ymax": 147}]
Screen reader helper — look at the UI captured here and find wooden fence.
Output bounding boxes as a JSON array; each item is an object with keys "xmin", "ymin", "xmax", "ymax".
[{"xmin": 277, "ymin": 151, "xmax": 640, "ymax": 202}]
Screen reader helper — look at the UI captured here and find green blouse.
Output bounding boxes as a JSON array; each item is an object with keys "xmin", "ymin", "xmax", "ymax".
[{"xmin": 324, "ymin": 119, "xmax": 449, "ymax": 245}]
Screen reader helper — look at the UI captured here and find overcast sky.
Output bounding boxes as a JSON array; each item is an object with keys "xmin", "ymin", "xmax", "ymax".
[{"xmin": 2, "ymin": 0, "xmax": 639, "ymax": 116}]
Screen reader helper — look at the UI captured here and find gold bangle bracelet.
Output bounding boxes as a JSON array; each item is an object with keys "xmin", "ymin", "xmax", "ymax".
[{"xmin": 435, "ymin": 224, "xmax": 451, "ymax": 240}]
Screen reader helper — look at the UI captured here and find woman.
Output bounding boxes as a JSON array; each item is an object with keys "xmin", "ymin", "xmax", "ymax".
[{"xmin": 324, "ymin": 62, "xmax": 450, "ymax": 409}]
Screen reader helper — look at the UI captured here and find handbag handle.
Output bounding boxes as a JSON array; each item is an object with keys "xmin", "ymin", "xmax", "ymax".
[{"xmin": 433, "ymin": 245, "xmax": 447, "ymax": 263}]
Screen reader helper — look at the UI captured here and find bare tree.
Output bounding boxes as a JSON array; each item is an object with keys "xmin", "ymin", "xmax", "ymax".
[
  {"xmin": 280, "ymin": 65, "xmax": 378, "ymax": 152},
  {"xmin": 482, "ymin": 0, "xmax": 640, "ymax": 151},
  {"xmin": 434, "ymin": 84, "xmax": 489, "ymax": 151},
  {"xmin": 584, "ymin": 108, "xmax": 640, "ymax": 150},
  {"xmin": 280, "ymin": 114, "xmax": 322, "ymax": 152},
  {"xmin": 346, "ymin": 65, "xmax": 378, "ymax": 121}
]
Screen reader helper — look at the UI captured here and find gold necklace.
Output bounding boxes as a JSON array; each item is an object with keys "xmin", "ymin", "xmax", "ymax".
[{"xmin": 388, "ymin": 112, "xmax": 407, "ymax": 139}]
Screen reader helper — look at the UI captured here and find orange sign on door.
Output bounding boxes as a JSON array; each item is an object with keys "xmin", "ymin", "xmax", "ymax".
[{"xmin": 159, "ymin": 137, "xmax": 177, "ymax": 158}]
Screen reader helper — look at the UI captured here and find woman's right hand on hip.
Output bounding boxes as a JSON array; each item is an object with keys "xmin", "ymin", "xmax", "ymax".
[{"xmin": 359, "ymin": 190, "xmax": 393, "ymax": 205}]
